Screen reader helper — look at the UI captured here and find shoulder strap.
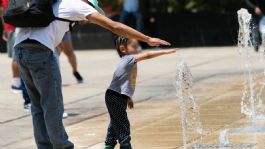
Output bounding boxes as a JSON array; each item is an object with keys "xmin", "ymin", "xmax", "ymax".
[
  {"xmin": 54, "ymin": 17, "xmax": 76, "ymax": 31},
  {"xmin": 54, "ymin": 16, "xmax": 73, "ymax": 23},
  {"xmin": 52, "ymin": 0, "xmax": 97, "ymax": 31}
]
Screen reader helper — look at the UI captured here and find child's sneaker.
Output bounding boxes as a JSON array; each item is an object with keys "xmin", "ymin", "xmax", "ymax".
[{"xmin": 104, "ymin": 146, "xmax": 114, "ymax": 149}]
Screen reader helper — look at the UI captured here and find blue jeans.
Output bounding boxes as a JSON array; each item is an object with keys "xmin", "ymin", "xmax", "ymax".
[
  {"xmin": 119, "ymin": 9, "xmax": 142, "ymax": 32},
  {"xmin": 21, "ymin": 78, "xmax": 30, "ymax": 105},
  {"xmin": 14, "ymin": 43, "xmax": 74, "ymax": 149}
]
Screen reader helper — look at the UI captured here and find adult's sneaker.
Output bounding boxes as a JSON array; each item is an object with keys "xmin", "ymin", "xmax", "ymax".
[
  {"xmin": 63, "ymin": 112, "xmax": 69, "ymax": 119},
  {"xmin": 24, "ymin": 103, "xmax": 31, "ymax": 112}
]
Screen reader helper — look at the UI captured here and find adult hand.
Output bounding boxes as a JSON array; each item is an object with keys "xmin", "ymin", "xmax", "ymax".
[
  {"xmin": 147, "ymin": 38, "xmax": 171, "ymax": 47},
  {"xmin": 255, "ymin": 7, "xmax": 262, "ymax": 15},
  {"xmin": 2, "ymin": 30, "xmax": 8, "ymax": 41},
  {"xmin": 87, "ymin": 12, "xmax": 171, "ymax": 47}
]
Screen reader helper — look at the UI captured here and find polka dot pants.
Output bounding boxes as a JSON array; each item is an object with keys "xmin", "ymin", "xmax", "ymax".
[{"xmin": 105, "ymin": 90, "xmax": 132, "ymax": 149}]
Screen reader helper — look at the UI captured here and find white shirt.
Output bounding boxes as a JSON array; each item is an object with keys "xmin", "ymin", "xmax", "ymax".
[{"xmin": 14, "ymin": 0, "xmax": 97, "ymax": 51}]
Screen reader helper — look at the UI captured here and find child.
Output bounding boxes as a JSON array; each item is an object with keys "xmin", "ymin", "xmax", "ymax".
[{"xmin": 104, "ymin": 36, "xmax": 177, "ymax": 149}]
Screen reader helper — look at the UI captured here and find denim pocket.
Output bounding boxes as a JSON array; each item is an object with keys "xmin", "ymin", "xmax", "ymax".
[
  {"xmin": 25, "ymin": 50, "xmax": 52, "ymax": 80},
  {"xmin": 24, "ymin": 49, "xmax": 52, "ymax": 64}
]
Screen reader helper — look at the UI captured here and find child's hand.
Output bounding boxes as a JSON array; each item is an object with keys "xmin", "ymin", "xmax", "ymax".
[
  {"xmin": 147, "ymin": 38, "xmax": 171, "ymax": 47},
  {"xmin": 164, "ymin": 49, "xmax": 178, "ymax": 54},
  {"xmin": 128, "ymin": 99, "xmax": 134, "ymax": 109}
]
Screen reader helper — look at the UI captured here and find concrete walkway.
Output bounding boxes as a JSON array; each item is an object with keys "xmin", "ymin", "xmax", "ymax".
[{"xmin": 1, "ymin": 47, "xmax": 265, "ymax": 149}]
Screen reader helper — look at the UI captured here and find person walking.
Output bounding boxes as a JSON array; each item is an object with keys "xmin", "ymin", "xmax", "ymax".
[
  {"xmin": 57, "ymin": 31, "xmax": 84, "ymax": 83},
  {"xmin": 9, "ymin": 0, "xmax": 170, "ymax": 148}
]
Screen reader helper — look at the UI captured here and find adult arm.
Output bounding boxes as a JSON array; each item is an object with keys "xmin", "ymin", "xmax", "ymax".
[
  {"xmin": 0, "ymin": 7, "xmax": 7, "ymax": 41},
  {"xmin": 135, "ymin": 49, "xmax": 177, "ymax": 62},
  {"xmin": 1, "ymin": 15, "xmax": 8, "ymax": 41},
  {"xmin": 85, "ymin": 12, "xmax": 170, "ymax": 47}
]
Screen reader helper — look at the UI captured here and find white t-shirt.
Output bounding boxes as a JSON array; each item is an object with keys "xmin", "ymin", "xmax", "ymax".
[{"xmin": 14, "ymin": 0, "xmax": 97, "ymax": 51}]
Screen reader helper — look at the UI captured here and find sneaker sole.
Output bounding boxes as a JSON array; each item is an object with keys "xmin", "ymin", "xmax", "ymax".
[
  {"xmin": 63, "ymin": 113, "xmax": 69, "ymax": 119},
  {"xmin": 24, "ymin": 109, "xmax": 31, "ymax": 113},
  {"xmin": 11, "ymin": 89, "xmax": 22, "ymax": 94}
]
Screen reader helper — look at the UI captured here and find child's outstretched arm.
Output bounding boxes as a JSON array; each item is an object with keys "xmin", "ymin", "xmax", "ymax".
[{"xmin": 135, "ymin": 49, "xmax": 178, "ymax": 62}]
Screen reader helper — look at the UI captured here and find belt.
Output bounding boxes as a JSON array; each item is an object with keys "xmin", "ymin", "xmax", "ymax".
[
  {"xmin": 21, "ymin": 39, "xmax": 41, "ymax": 44},
  {"xmin": 16, "ymin": 40, "xmax": 50, "ymax": 51}
]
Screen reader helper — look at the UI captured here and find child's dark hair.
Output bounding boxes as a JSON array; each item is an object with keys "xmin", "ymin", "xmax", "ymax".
[{"xmin": 114, "ymin": 35, "xmax": 129, "ymax": 57}]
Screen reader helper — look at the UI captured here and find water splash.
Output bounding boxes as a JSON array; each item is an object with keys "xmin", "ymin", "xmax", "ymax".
[
  {"xmin": 219, "ymin": 126, "xmax": 265, "ymax": 146},
  {"xmin": 216, "ymin": 9, "xmax": 265, "ymax": 146},
  {"xmin": 238, "ymin": 9, "xmax": 252, "ymax": 51},
  {"xmin": 175, "ymin": 61, "xmax": 203, "ymax": 149},
  {"xmin": 237, "ymin": 8, "xmax": 261, "ymax": 118}
]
